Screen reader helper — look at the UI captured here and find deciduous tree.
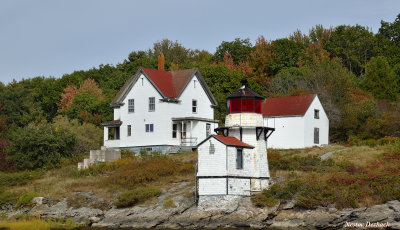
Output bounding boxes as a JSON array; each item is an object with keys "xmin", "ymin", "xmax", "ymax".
[
  {"xmin": 361, "ymin": 56, "xmax": 398, "ymax": 101},
  {"xmin": 214, "ymin": 38, "xmax": 254, "ymax": 64},
  {"xmin": 324, "ymin": 25, "xmax": 375, "ymax": 76}
]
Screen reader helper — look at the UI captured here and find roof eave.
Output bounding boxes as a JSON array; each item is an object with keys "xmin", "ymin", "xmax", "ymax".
[{"xmin": 177, "ymin": 69, "xmax": 218, "ymax": 106}]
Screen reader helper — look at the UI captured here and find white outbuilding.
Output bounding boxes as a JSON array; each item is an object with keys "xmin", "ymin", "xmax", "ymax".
[
  {"xmin": 196, "ymin": 78, "xmax": 274, "ymax": 203},
  {"xmin": 262, "ymin": 94, "xmax": 329, "ymax": 149}
]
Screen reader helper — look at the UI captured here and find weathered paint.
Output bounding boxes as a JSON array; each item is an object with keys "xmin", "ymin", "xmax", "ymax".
[
  {"xmin": 198, "ymin": 178, "xmax": 227, "ymax": 195},
  {"xmin": 197, "ymin": 112, "xmax": 270, "ymax": 197}
]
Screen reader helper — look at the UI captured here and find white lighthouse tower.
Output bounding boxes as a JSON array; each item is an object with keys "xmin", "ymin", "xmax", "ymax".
[{"xmin": 196, "ymin": 78, "xmax": 274, "ymax": 204}]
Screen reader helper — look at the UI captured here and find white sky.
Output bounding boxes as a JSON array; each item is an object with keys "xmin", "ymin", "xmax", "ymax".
[{"xmin": 0, "ymin": 0, "xmax": 399, "ymax": 84}]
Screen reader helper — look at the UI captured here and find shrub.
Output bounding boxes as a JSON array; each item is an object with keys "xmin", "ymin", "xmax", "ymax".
[
  {"xmin": 0, "ymin": 190, "xmax": 15, "ymax": 206},
  {"xmin": 252, "ymin": 189, "xmax": 279, "ymax": 207},
  {"xmin": 269, "ymin": 154, "xmax": 324, "ymax": 171},
  {"xmin": 0, "ymin": 138, "xmax": 14, "ymax": 171},
  {"xmin": 114, "ymin": 187, "xmax": 162, "ymax": 208},
  {"xmin": 295, "ymin": 178, "xmax": 335, "ymax": 208},
  {"xmin": 121, "ymin": 149, "xmax": 136, "ymax": 158},
  {"xmin": 103, "ymin": 157, "xmax": 194, "ymax": 188},
  {"xmin": 163, "ymin": 197, "xmax": 176, "ymax": 208},
  {"xmin": 252, "ymin": 180, "xmax": 302, "ymax": 207},
  {"xmin": 0, "ymin": 170, "xmax": 42, "ymax": 187},
  {"xmin": 52, "ymin": 116, "xmax": 103, "ymax": 154},
  {"xmin": 16, "ymin": 192, "xmax": 36, "ymax": 208},
  {"xmin": 7, "ymin": 122, "xmax": 77, "ymax": 169},
  {"xmin": 70, "ymin": 162, "xmax": 117, "ymax": 178}
]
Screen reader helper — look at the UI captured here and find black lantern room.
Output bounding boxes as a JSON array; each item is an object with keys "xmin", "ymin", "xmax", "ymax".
[{"xmin": 227, "ymin": 78, "xmax": 264, "ymax": 114}]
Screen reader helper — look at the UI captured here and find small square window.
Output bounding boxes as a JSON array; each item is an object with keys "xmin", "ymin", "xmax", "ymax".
[
  {"xmin": 314, "ymin": 109, "xmax": 319, "ymax": 119},
  {"xmin": 145, "ymin": 124, "xmax": 154, "ymax": 132},
  {"xmin": 192, "ymin": 100, "xmax": 197, "ymax": 113},
  {"xmin": 149, "ymin": 97, "xmax": 155, "ymax": 112},
  {"xmin": 128, "ymin": 99, "xmax": 134, "ymax": 113},
  {"xmin": 127, "ymin": 125, "xmax": 131, "ymax": 136}
]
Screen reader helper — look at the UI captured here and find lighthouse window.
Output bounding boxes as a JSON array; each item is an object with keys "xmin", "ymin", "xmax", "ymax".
[
  {"xmin": 229, "ymin": 98, "xmax": 262, "ymax": 113},
  {"xmin": 241, "ymin": 99, "xmax": 255, "ymax": 112},
  {"xmin": 230, "ymin": 99, "xmax": 242, "ymax": 113},
  {"xmin": 236, "ymin": 148, "xmax": 243, "ymax": 169}
]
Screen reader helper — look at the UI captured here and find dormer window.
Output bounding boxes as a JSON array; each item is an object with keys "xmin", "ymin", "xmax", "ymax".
[
  {"xmin": 128, "ymin": 99, "xmax": 134, "ymax": 113},
  {"xmin": 149, "ymin": 97, "xmax": 155, "ymax": 112},
  {"xmin": 314, "ymin": 109, "xmax": 319, "ymax": 119},
  {"xmin": 192, "ymin": 100, "xmax": 197, "ymax": 113}
]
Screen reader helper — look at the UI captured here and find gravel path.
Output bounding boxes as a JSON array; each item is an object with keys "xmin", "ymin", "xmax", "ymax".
[{"xmin": 320, "ymin": 148, "xmax": 348, "ymax": 160}]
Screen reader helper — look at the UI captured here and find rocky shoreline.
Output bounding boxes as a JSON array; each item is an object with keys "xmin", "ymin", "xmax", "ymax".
[{"xmin": 2, "ymin": 189, "xmax": 400, "ymax": 229}]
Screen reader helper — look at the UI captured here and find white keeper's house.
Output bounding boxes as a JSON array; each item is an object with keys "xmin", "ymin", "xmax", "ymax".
[
  {"xmin": 196, "ymin": 78, "xmax": 274, "ymax": 201},
  {"xmin": 101, "ymin": 67, "xmax": 218, "ymax": 153},
  {"xmin": 262, "ymin": 94, "xmax": 329, "ymax": 149}
]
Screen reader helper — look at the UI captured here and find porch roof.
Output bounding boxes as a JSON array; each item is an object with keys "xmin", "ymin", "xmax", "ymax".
[
  {"xmin": 172, "ymin": 117, "xmax": 219, "ymax": 123},
  {"xmin": 101, "ymin": 119, "xmax": 122, "ymax": 127}
]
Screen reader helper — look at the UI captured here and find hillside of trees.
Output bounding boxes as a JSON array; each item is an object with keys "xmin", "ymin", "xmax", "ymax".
[{"xmin": 1, "ymin": 14, "xmax": 400, "ymax": 171}]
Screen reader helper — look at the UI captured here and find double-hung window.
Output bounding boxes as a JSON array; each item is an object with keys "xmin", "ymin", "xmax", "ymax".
[
  {"xmin": 172, "ymin": 124, "xmax": 177, "ymax": 138},
  {"xmin": 127, "ymin": 125, "xmax": 131, "ymax": 136},
  {"xmin": 149, "ymin": 97, "xmax": 155, "ymax": 112},
  {"xmin": 192, "ymin": 100, "xmax": 197, "ymax": 113},
  {"xmin": 128, "ymin": 99, "xmax": 134, "ymax": 113},
  {"xmin": 146, "ymin": 124, "xmax": 154, "ymax": 132}
]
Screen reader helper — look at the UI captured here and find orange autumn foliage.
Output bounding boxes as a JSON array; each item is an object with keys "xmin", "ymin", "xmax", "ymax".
[{"xmin": 58, "ymin": 78, "xmax": 104, "ymax": 114}]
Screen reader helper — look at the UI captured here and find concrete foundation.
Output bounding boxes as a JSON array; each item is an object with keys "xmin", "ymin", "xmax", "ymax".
[
  {"xmin": 78, "ymin": 146, "xmax": 121, "ymax": 170},
  {"xmin": 198, "ymin": 195, "xmax": 243, "ymax": 210}
]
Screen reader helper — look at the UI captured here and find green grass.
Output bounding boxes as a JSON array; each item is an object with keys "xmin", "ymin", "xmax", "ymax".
[
  {"xmin": 0, "ymin": 190, "xmax": 15, "ymax": 206},
  {"xmin": 0, "ymin": 217, "xmax": 82, "ymax": 230},
  {"xmin": 0, "ymin": 170, "xmax": 42, "ymax": 187},
  {"xmin": 114, "ymin": 187, "xmax": 162, "ymax": 208},
  {"xmin": 15, "ymin": 192, "xmax": 36, "ymax": 208},
  {"xmin": 163, "ymin": 196, "xmax": 176, "ymax": 208}
]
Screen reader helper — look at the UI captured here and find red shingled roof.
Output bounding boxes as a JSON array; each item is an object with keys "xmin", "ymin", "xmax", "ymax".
[
  {"xmin": 142, "ymin": 67, "xmax": 176, "ymax": 98},
  {"xmin": 111, "ymin": 67, "xmax": 217, "ymax": 107},
  {"xmin": 141, "ymin": 67, "xmax": 197, "ymax": 98},
  {"xmin": 262, "ymin": 94, "xmax": 316, "ymax": 117},
  {"xmin": 213, "ymin": 135, "xmax": 254, "ymax": 148}
]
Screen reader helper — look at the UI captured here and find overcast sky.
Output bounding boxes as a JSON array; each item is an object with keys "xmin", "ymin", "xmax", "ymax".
[{"xmin": 0, "ymin": 0, "xmax": 399, "ymax": 84}]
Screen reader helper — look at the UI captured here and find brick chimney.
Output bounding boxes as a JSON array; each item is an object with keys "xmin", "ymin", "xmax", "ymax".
[{"xmin": 158, "ymin": 53, "xmax": 165, "ymax": 71}]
